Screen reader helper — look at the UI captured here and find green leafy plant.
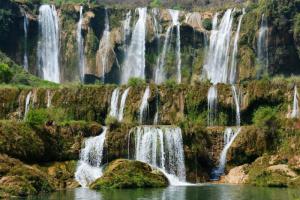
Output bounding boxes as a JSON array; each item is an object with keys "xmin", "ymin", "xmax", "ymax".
[
  {"xmin": 128, "ymin": 78, "xmax": 146, "ymax": 87},
  {"xmin": 0, "ymin": 63, "xmax": 12, "ymax": 83},
  {"xmin": 202, "ymin": 18, "xmax": 212, "ymax": 31}
]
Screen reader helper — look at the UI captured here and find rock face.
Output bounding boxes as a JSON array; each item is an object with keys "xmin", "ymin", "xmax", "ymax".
[
  {"xmin": 224, "ymin": 164, "xmax": 249, "ymax": 184},
  {"xmin": 90, "ymin": 159, "xmax": 169, "ymax": 189}
]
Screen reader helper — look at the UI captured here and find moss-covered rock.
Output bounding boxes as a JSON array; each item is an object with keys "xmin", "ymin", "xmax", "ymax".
[{"xmin": 90, "ymin": 159, "xmax": 169, "ymax": 189}]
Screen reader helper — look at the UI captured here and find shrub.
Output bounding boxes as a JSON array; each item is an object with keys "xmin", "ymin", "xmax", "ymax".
[
  {"xmin": 150, "ymin": 0, "xmax": 161, "ymax": 7},
  {"xmin": 0, "ymin": 62, "xmax": 13, "ymax": 83},
  {"xmin": 127, "ymin": 78, "xmax": 146, "ymax": 87},
  {"xmin": 164, "ymin": 79, "xmax": 177, "ymax": 88},
  {"xmin": 105, "ymin": 116, "xmax": 119, "ymax": 128},
  {"xmin": 253, "ymin": 106, "xmax": 278, "ymax": 128},
  {"xmin": 26, "ymin": 108, "xmax": 70, "ymax": 126},
  {"xmin": 202, "ymin": 18, "xmax": 212, "ymax": 31}
]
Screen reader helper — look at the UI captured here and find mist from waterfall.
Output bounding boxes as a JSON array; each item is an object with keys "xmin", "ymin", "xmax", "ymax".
[
  {"xmin": 257, "ymin": 14, "xmax": 269, "ymax": 79},
  {"xmin": 121, "ymin": 8, "xmax": 147, "ymax": 84},
  {"xmin": 291, "ymin": 85, "xmax": 299, "ymax": 118},
  {"xmin": 37, "ymin": 5, "xmax": 60, "ymax": 83},
  {"xmin": 75, "ymin": 127, "xmax": 107, "ymax": 187},
  {"xmin": 23, "ymin": 13, "xmax": 29, "ymax": 71},
  {"xmin": 203, "ymin": 9, "xmax": 234, "ymax": 84},
  {"xmin": 207, "ymin": 86, "xmax": 218, "ymax": 126},
  {"xmin": 118, "ymin": 88, "xmax": 130, "ymax": 122},
  {"xmin": 109, "ymin": 88, "xmax": 120, "ymax": 119},
  {"xmin": 139, "ymin": 86, "xmax": 150, "ymax": 124},
  {"xmin": 128, "ymin": 126, "xmax": 187, "ymax": 185},
  {"xmin": 24, "ymin": 91, "xmax": 32, "ymax": 120},
  {"xmin": 229, "ymin": 9, "xmax": 245, "ymax": 84},
  {"xmin": 77, "ymin": 6, "xmax": 85, "ymax": 82}
]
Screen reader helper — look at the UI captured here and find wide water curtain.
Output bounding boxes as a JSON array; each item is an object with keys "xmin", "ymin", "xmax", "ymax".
[
  {"xmin": 121, "ymin": 8, "xmax": 147, "ymax": 84},
  {"xmin": 37, "ymin": 5, "xmax": 60, "ymax": 83}
]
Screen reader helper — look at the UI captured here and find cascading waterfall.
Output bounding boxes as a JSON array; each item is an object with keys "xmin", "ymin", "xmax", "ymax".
[
  {"xmin": 118, "ymin": 88, "xmax": 130, "ymax": 122},
  {"xmin": 75, "ymin": 127, "xmax": 107, "ymax": 187},
  {"xmin": 202, "ymin": 9, "xmax": 234, "ymax": 84},
  {"xmin": 139, "ymin": 86, "xmax": 150, "ymax": 124},
  {"xmin": 257, "ymin": 14, "xmax": 269, "ymax": 78},
  {"xmin": 122, "ymin": 11, "xmax": 132, "ymax": 49},
  {"xmin": 128, "ymin": 126, "xmax": 187, "ymax": 185},
  {"xmin": 211, "ymin": 128, "xmax": 241, "ymax": 180},
  {"xmin": 231, "ymin": 85, "xmax": 241, "ymax": 126},
  {"xmin": 291, "ymin": 85, "xmax": 299, "ymax": 118},
  {"xmin": 24, "ymin": 91, "xmax": 32, "ymax": 120},
  {"xmin": 169, "ymin": 9, "xmax": 181, "ymax": 83},
  {"xmin": 151, "ymin": 8, "xmax": 161, "ymax": 38},
  {"xmin": 46, "ymin": 90, "xmax": 53, "ymax": 108},
  {"xmin": 109, "ymin": 88, "xmax": 120, "ymax": 119},
  {"xmin": 77, "ymin": 6, "xmax": 85, "ymax": 82},
  {"xmin": 23, "ymin": 13, "xmax": 29, "ymax": 71},
  {"xmin": 121, "ymin": 8, "xmax": 147, "ymax": 84},
  {"xmin": 98, "ymin": 8, "xmax": 111, "ymax": 82},
  {"xmin": 207, "ymin": 86, "xmax": 218, "ymax": 126},
  {"xmin": 37, "ymin": 5, "xmax": 60, "ymax": 83},
  {"xmin": 229, "ymin": 9, "xmax": 245, "ymax": 84}
]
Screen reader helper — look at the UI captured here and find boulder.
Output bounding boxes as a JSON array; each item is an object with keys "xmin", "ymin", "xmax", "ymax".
[
  {"xmin": 224, "ymin": 164, "xmax": 249, "ymax": 184},
  {"xmin": 90, "ymin": 159, "xmax": 169, "ymax": 189}
]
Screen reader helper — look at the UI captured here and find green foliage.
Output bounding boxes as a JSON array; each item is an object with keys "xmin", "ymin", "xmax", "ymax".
[
  {"xmin": 26, "ymin": 108, "xmax": 70, "ymax": 126},
  {"xmin": 164, "ymin": 79, "xmax": 177, "ymax": 88},
  {"xmin": 253, "ymin": 106, "xmax": 278, "ymax": 128},
  {"xmin": 202, "ymin": 18, "xmax": 212, "ymax": 30},
  {"xmin": 0, "ymin": 63, "xmax": 13, "ymax": 83},
  {"xmin": 105, "ymin": 116, "xmax": 119, "ymax": 127},
  {"xmin": 127, "ymin": 78, "xmax": 146, "ymax": 87},
  {"xmin": 150, "ymin": 0, "xmax": 161, "ymax": 7}
]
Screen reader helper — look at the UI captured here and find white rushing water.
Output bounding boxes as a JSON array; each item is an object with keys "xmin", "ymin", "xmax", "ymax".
[
  {"xmin": 23, "ymin": 13, "xmax": 29, "ymax": 71},
  {"xmin": 109, "ymin": 88, "xmax": 120, "ymax": 119},
  {"xmin": 129, "ymin": 126, "xmax": 187, "ymax": 185},
  {"xmin": 118, "ymin": 88, "xmax": 130, "ymax": 122},
  {"xmin": 98, "ymin": 8, "xmax": 111, "ymax": 82},
  {"xmin": 231, "ymin": 85, "xmax": 241, "ymax": 126},
  {"xmin": 46, "ymin": 90, "xmax": 52, "ymax": 108},
  {"xmin": 139, "ymin": 86, "xmax": 150, "ymax": 124},
  {"xmin": 121, "ymin": 8, "xmax": 147, "ymax": 84},
  {"xmin": 75, "ymin": 127, "xmax": 107, "ymax": 187},
  {"xmin": 122, "ymin": 11, "xmax": 132, "ymax": 49},
  {"xmin": 211, "ymin": 128, "xmax": 241, "ymax": 180},
  {"xmin": 77, "ymin": 6, "xmax": 85, "ymax": 82},
  {"xmin": 257, "ymin": 14, "xmax": 269, "ymax": 78},
  {"xmin": 24, "ymin": 91, "xmax": 32, "ymax": 120},
  {"xmin": 207, "ymin": 85, "xmax": 218, "ymax": 126},
  {"xmin": 291, "ymin": 85, "xmax": 299, "ymax": 118},
  {"xmin": 37, "ymin": 5, "xmax": 60, "ymax": 83},
  {"xmin": 203, "ymin": 9, "xmax": 234, "ymax": 84},
  {"xmin": 229, "ymin": 9, "xmax": 245, "ymax": 84}
]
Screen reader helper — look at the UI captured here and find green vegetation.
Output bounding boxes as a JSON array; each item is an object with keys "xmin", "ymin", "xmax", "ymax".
[
  {"xmin": 127, "ymin": 77, "xmax": 146, "ymax": 87},
  {"xmin": 0, "ymin": 63, "xmax": 13, "ymax": 83},
  {"xmin": 202, "ymin": 18, "xmax": 212, "ymax": 31},
  {"xmin": 90, "ymin": 159, "xmax": 168, "ymax": 189},
  {"xmin": 150, "ymin": 0, "xmax": 161, "ymax": 7},
  {"xmin": 252, "ymin": 106, "xmax": 278, "ymax": 129}
]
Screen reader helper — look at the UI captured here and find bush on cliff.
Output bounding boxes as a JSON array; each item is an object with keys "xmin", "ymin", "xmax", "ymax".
[{"xmin": 0, "ymin": 63, "xmax": 12, "ymax": 83}]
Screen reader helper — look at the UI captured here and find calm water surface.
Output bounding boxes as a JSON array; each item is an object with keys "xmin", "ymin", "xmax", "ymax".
[{"xmin": 27, "ymin": 184, "xmax": 300, "ymax": 200}]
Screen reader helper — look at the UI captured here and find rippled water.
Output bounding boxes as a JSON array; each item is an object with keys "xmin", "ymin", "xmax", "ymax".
[{"xmin": 26, "ymin": 185, "xmax": 300, "ymax": 200}]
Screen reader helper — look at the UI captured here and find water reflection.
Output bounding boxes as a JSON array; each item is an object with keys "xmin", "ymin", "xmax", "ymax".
[{"xmin": 27, "ymin": 185, "xmax": 300, "ymax": 200}]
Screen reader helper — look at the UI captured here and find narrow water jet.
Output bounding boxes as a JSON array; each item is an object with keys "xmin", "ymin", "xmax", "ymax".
[
  {"xmin": 75, "ymin": 127, "xmax": 107, "ymax": 187},
  {"xmin": 207, "ymin": 85, "xmax": 218, "ymax": 126},
  {"xmin": 128, "ymin": 126, "xmax": 187, "ymax": 185},
  {"xmin": 77, "ymin": 6, "xmax": 85, "ymax": 82},
  {"xmin": 118, "ymin": 88, "xmax": 130, "ymax": 122},
  {"xmin": 23, "ymin": 13, "xmax": 29, "ymax": 71},
  {"xmin": 109, "ymin": 88, "xmax": 120, "ymax": 119},
  {"xmin": 291, "ymin": 85, "xmax": 299, "ymax": 118},
  {"xmin": 46, "ymin": 90, "xmax": 53, "ymax": 108},
  {"xmin": 122, "ymin": 11, "xmax": 132, "ymax": 49},
  {"xmin": 37, "ymin": 5, "xmax": 60, "ymax": 83},
  {"xmin": 257, "ymin": 14, "xmax": 269, "ymax": 79},
  {"xmin": 121, "ymin": 8, "xmax": 147, "ymax": 84},
  {"xmin": 231, "ymin": 85, "xmax": 241, "ymax": 126},
  {"xmin": 139, "ymin": 86, "xmax": 150, "ymax": 124},
  {"xmin": 24, "ymin": 91, "xmax": 32, "ymax": 120}
]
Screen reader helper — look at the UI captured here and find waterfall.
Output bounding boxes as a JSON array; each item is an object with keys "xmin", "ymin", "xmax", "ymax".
[
  {"xmin": 118, "ymin": 88, "xmax": 130, "ymax": 122},
  {"xmin": 23, "ymin": 13, "xmax": 29, "ymax": 71},
  {"xmin": 202, "ymin": 9, "xmax": 234, "ymax": 84},
  {"xmin": 291, "ymin": 86, "xmax": 299, "ymax": 118},
  {"xmin": 121, "ymin": 8, "xmax": 147, "ymax": 84},
  {"xmin": 257, "ymin": 14, "xmax": 269, "ymax": 79},
  {"xmin": 75, "ymin": 127, "xmax": 107, "ymax": 187},
  {"xmin": 211, "ymin": 128, "xmax": 241, "ymax": 180},
  {"xmin": 207, "ymin": 85, "xmax": 218, "ymax": 126},
  {"xmin": 77, "ymin": 6, "xmax": 85, "ymax": 82},
  {"xmin": 109, "ymin": 88, "xmax": 120, "ymax": 119},
  {"xmin": 139, "ymin": 86, "xmax": 150, "ymax": 124},
  {"xmin": 122, "ymin": 11, "xmax": 132, "ymax": 49},
  {"xmin": 229, "ymin": 9, "xmax": 245, "ymax": 84},
  {"xmin": 151, "ymin": 8, "xmax": 161, "ymax": 38},
  {"xmin": 129, "ymin": 126, "xmax": 187, "ymax": 185},
  {"xmin": 37, "ymin": 5, "xmax": 60, "ymax": 83},
  {"xmin": 231, "ymin": 85, "xmax": 241, "ymax": 126},
  {"xmin": 97, "ymin": 8, "xmax": 111, "ymax": 82},
  {"xmin": 24, "ymin": 91, "xmax": 32, "ymax": 120},
  {"xmin": 46, "ymin": 90, "xmax": 53, "ymax": 108}
]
